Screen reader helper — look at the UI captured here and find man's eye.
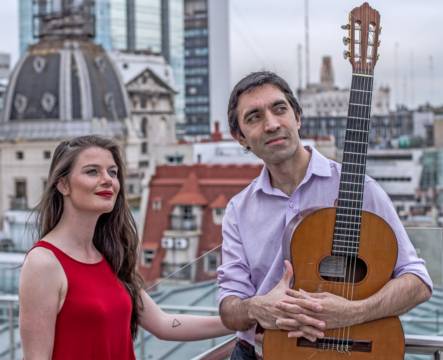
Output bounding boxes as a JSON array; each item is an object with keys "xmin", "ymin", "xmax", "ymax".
[
  {"xmin": 246, "ymin": 114, "xmax": 259, "ymax": 123},
  {"xmin": 274, "ymin": 106, "xmax": 287, "ymax": 113}
]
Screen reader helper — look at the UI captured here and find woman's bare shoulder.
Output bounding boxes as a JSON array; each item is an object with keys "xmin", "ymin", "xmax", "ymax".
[{"xmin": 21, "ymin": 246, "xmax": 65, "ymax": 288}]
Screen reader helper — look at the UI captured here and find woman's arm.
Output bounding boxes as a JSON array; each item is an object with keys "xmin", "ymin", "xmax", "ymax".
[
  {"xmin": 138, "ymin": 290, "xmax": 233, "ymax": 341},
  {"xmin": 19, "ymin": 248, "xmax": 66, "ymax": 360}
]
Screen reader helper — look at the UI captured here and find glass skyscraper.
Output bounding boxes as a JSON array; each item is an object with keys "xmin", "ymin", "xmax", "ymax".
[
  {"xmin": 162, "ymin": 0, "xmax": 185, "ymax": 123},
  {"xmin": 183, "ymin": 0, "xmax": 230, "ymax": 136},
  {"xmin": 18, "ymin": 0, "xmax": 183, "ymax": 120}
]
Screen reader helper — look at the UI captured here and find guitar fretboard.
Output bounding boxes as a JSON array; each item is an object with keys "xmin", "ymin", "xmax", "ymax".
[{"xmin": 332, "ymin": 72, "xmax": 374, "ymax": 257}]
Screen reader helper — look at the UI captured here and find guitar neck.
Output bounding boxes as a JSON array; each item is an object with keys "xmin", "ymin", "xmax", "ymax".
[{"xmin": 332, "ymin": 72, "xmax": 374, "ymax": 256}]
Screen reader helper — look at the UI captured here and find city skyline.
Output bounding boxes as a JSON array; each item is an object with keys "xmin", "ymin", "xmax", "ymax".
[{"xmin": 0, "ymin": 0, "xmax": 442, "ymax": 108}]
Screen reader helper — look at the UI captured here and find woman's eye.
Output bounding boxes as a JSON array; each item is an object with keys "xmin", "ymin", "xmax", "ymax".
[
  {"xmin": 86, "ymin": 169, "xmax": 98, "ymax": 175},
  {"xmin": 109, "ymin": 170, "xmax": 118, "ymax": 178}
]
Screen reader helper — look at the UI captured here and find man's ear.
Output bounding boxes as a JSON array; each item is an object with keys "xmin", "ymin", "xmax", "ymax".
[
  {"xmin": 56, "ymin": 178, "xmax": 70, "ymax": 196},
  {"xmin": 231, "ymin": 130, "xmax": 248, "ymax": 148},
  {"xmin": 295, "ymin": 113, "xmax": 302, "ymax": 130}
]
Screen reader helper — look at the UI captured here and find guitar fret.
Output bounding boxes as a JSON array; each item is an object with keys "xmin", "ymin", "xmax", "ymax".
[
  {"xmin": 337, "ymin": 212, "xmax": 362, "ymax": 217},
  {"xmin": 348, "ymin": 116, "xmax": 369, "ymax": 120},
  {"xmin": 343, "ymin": 151, "xmax": 366, "ymax": 156},
  {"xmin": 340, "ymin": 181, "xmax": 364, "ymax": 186},
  {"xmin": 341, "ymin": 171, "xmax": 365, "ymax": 176},
  {"xmin": 349, "ymin": 103, "xmax": 370, "ymax": 107},
  {"xmin": 351, "ymin": 89, "xmax": 371, "ymax": 93},
  {"xmin": 332, "ymin": 250, "xmax": 358, "ymax": 255},
  {"xmin": 342, "ymin": 162, "xmax": 365, "ymax": 166},
  {"xmin": 336, "ymin": 220, "xmax": 361, "ymax": 225},
  {"xmin": 332, "ymin": 245, "xmax": 359, "ymax": 249},
  {"xmin": 346, "ymin": 140, "xmax": 368, "ymax": 144},
  {"xmin": 346, "ymin": 128, "xmax": 368, "ymax": 133},
  {"xmin": 353, "ymin": 73, "xmax": 374, "ymax": 78},
  {"xmin": 334, "ymin": 236, "xmax": 359, "ymax": 241},
  {"xmin": 335, "ymin": 226, "xmax": 360, "ymax": 231},
  {"xmin": 334, "ymin": 238, "xmax": 359, "ymax": 242}
]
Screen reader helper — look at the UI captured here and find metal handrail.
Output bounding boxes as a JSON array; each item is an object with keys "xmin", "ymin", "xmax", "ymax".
[
  {"xmin": 405, "ymin": 334, "xmax": 443, "ymax": 357},
  {"xmin": 190, "ymin": 334, "xmax": 443, "ymax": 360},
  {"xmin": 2, "ymin": 294, "xmax": 443, "ymax": 360}
]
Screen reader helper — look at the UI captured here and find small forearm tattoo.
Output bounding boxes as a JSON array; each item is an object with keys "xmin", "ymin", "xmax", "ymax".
[{"xmin": 172, "ymin": 318, "xmax": 182, "ymax": 328}]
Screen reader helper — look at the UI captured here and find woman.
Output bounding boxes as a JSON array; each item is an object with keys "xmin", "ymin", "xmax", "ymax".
[{"xmin": 19, "ymin": 135, "xmax": 231, "ymax": 359}]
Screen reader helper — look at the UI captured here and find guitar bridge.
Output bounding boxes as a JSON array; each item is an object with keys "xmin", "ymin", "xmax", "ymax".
[{"xmin": 297, "ymin": 337, "xmax": 372, "ymax": 352}]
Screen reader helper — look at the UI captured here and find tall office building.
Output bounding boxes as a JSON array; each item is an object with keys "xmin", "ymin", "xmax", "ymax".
[
  {"xmin": 19, "ymin": 0, "xmax": 161, "ymax": 53},
  {"xmin": 184, "ymin": 0, "xmax": 230, "ymax": 136},
  {"xmin": 162, "ymin": 0, "xmax": 185, "ymax": 123}
]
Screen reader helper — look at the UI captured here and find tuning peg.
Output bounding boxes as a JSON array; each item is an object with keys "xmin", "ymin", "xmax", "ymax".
[
  {"xmin": 379, "ymin": 26, "xmax": 382, "ymax": 34},
  {"xmin": 377, "ymin": 54, "xmax": 380, "ymax": 60},
  {"xmin": 341, "ymin": 24, "xmax": 350, "ymax": 30},
  {"xmin": 343, "ymin": 37, "xmax": 350, "ymax": 46},
  {"xmin": 343, "ymin": 51, "xmax": 351, "ymax": 59}
]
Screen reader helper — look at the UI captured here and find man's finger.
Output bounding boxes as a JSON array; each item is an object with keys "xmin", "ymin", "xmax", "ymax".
[
  {"xmin": 278, "ymin": 298, "xmax": 323, "ymax": 313},
  {"xmin": 281, "ymin": 260, "xmax": 294, "ymax": 286},
  {"xmin": 278, "ymin": 312, "xmax": 325, "ymax": 330}
]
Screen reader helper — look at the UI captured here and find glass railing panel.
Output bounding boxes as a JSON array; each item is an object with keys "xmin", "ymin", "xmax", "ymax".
[
  {"xmin": 0, "ymin": 228, "xmax": 442, "ymax": 359},
  {"xmin": 135, "ymin": 245, "xmax": 231, "ymax": 360}
]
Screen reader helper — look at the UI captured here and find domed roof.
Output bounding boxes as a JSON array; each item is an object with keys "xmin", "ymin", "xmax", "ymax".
[{"xmin": 0, "ymin": 38, "xmax": 130, "ymax": 140}]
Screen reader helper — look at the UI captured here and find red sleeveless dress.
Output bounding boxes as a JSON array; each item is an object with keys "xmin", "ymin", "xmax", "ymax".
[{"xmin": 33, "ymin": 240, "xmax": 135, "ymax": 360}]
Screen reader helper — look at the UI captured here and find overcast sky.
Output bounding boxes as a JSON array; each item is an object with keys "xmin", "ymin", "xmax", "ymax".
[{"xmin": 0, "ymin": 0, "xmax": 441, "ymax": 107}]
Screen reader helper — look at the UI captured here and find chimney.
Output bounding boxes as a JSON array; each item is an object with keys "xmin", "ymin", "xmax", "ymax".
[{"xmin": 211, "ymin": 121, "xmax": 222, "ymax": 142}]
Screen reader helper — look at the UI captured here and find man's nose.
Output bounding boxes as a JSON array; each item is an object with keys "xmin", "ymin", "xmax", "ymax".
[{"xmin": 264, "ymin": 112, "xmax": 281, "ymax": 132}]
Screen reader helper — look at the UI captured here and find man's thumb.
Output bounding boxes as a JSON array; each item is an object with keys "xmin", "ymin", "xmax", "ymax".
[{"xmin": 282, "ymin": 260, "xmax": 294, "ymax": 286}]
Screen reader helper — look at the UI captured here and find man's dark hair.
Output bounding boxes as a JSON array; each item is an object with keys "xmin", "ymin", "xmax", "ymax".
[{"xmin": 227, "ymin": 71, "xmax": 302, "ymax": 136}]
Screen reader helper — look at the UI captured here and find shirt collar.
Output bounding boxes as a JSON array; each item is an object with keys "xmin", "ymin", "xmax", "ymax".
[{"xmin": 252, "ymin": 146, "xmax": 332, "ymax": 196}]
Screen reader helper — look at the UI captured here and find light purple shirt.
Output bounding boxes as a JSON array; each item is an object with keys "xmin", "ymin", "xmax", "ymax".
[{"xmin": 217, "ymin": 147, "xmax": 432, "ymax": 345}]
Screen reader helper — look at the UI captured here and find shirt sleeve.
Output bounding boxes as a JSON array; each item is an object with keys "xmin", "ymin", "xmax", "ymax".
[
  {"xmin": 364, "ymin": 178, "xmax": 433, "ymax": 292},
  {"xmin": 217, "ymin": 200, "xmax": 256, "ymax": 305}
]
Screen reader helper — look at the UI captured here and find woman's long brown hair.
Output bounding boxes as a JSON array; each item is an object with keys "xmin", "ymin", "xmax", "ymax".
[{"xmin": 35, "ymin": 135, "xmax": 143, "ymax": 338}]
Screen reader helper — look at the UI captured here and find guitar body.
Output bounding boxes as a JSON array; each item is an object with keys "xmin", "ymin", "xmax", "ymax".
[{"xmin": 262, "ymin": 208, "xmax": 405, "ymax": 359}]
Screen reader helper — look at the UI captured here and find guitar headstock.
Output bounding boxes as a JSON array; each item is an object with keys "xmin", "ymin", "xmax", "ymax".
[{"xmin": 342, "ymin": 2, "xmax": 381, "ymax": 74}]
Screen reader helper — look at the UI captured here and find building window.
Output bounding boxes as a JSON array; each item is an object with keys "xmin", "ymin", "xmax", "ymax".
[
  {"xmin": 153, "ymin": 198, "xmax": 162, "ymax": 210},
  {"xmin": 141, "ymin": 117, "xmax": 148, "ymax": 137},
  {"xmin": 15, "ymin": 179, "xmax": 26, "ymax": 198},
  {"xmin": 43, "ymin": 150, "xmax": 51, "ymax": 159},
  {"xmin": 161, "ymin": 237, "xmax": 188, "ymax": 250},
  {"xmin": 11, "ymin": 179, "xmax": 27, "ymax": 209},
  {"xmin": 213, "ymin": 208, "xmax": 225, "ymax": 225},
  {"xmin": 204, "ymin": 251, "xmax": 220, "ymax": 273},
  {"xmin": 16, "ymin": 151, "xmax": 24, "ymax": 160},
  {"xmin": 143, "ymin": 249, "xmax": 156, "ymax": 266},
  {"xmin": 141, "ymin": 142, "xmax": 147, "ymax": 154}
]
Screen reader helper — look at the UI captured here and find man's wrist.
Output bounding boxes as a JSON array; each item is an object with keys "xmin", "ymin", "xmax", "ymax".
[
  {"xmin": 244, "ymin": 296, "xmax": 261, "ymax": 327},
  {"xmin": 349, "ymin": 299, "xmax": 366, "ymax": 325}
]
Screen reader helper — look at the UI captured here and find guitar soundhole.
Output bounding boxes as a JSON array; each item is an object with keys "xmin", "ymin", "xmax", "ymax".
[
  {"xmin": 297, "ymin": 337, "xmax": 372, "ymax": 352},
  {"xmin": 319, "ymin": 255, "xmax": 367, "ymax": 283}
]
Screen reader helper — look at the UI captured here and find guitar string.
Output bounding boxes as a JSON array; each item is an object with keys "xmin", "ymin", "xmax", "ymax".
[
  {"xmin": 346, "ymin": 7, "xmax": 377, "ymax": 353},
  {"xmin": 344, "ymin": 10, "xmax": 367, "ymax": 352}
]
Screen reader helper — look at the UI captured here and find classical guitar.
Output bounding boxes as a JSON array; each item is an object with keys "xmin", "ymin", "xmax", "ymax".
[{"xmin": 262, "ymin": 3, "xmax": 405, "ymax": 359}]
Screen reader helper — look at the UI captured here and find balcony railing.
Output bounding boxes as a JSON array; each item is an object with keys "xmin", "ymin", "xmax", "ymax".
[
  {"xmin": 9, "ymin": 198, "xmax": 27, "ymax": 211},
  {"xmin": 2, "ymin": 227, "xmax": 443, "ymax": 359},
  {"xmin": 2, "ymin": 291, "xmax": 443, "ymax": 360}
]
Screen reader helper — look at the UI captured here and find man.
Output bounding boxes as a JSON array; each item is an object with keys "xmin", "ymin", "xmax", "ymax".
[{"xmin": 217, "ymin": 71, "xmax": 432, "ymax": 359}]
